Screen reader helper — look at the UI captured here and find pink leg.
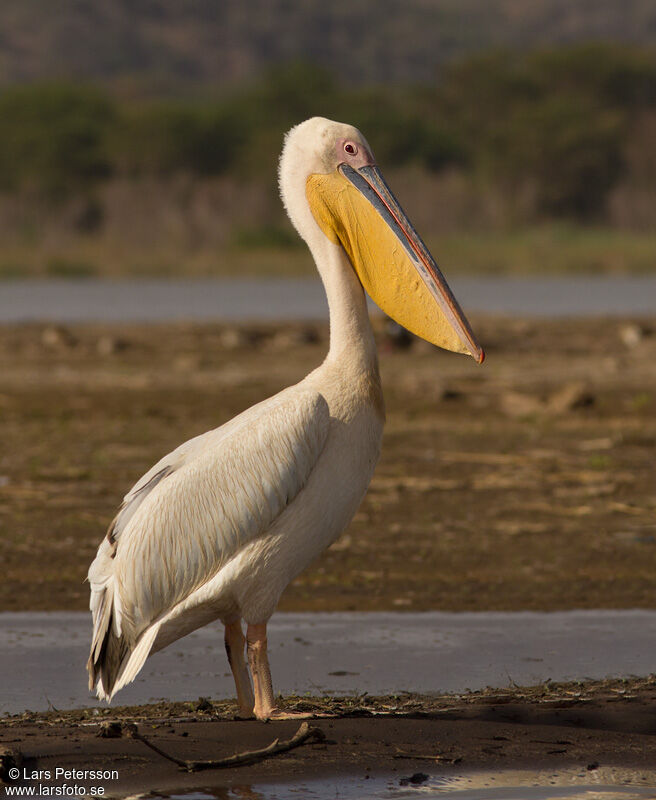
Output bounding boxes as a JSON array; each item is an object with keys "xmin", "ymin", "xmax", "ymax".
[
  {"xmin": 246, "ymin": 622, "xmax": 318, "ymax": 721},
  {"xmin": 224, "ymin": 621, "xmax": 255, "ymax": 718},
  {"xmin": 246, "ymin": 622, "xmax": 277, "ymax": 720}
]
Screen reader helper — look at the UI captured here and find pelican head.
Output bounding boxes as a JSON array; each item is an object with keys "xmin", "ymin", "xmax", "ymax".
[{"xmin": 279, "ymin": 116, "xmax": 484, "ymax": 363}]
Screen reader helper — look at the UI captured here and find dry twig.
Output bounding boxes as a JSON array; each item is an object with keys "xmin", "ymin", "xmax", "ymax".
[{"xmin": 124, "ymin": 721, "xmax": 325, "ymax": 772}]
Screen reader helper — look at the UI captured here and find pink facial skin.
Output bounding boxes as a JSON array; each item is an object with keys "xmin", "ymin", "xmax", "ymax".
[{"xmin": 335, "ymin": 137, "xmax": 376, "ymax": 169}]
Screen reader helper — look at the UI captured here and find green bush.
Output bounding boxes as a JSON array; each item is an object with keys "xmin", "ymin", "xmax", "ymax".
[
  {"xmin": 0, "ymin": 84, "xmax": 114, "ymax": 197},
  {"xmin": 114, "ymin": 103, "xmax": 243, "ymax": 176},
  {"xmin": 439, "ymin": 45, "xmax": 648, "ymax": 218},
  {"xmin": 508, "ymin": 95, "xmax": 624, "ymax": 218}
]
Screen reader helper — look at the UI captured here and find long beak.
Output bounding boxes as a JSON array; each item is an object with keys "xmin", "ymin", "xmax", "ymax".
[{"xmin": 339, "ymin": 163, "xmax": 484, "ymax": 364}]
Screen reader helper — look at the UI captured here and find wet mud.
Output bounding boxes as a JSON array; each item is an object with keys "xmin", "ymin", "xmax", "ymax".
[{"xmin": 1, "ymin": 678, "xmax": 656, "ymax": 798}]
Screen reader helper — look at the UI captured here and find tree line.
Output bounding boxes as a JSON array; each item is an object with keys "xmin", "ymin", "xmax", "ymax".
[{"xmin": 0, "ymin": 43, "xmax": 654, "ymax": 224}]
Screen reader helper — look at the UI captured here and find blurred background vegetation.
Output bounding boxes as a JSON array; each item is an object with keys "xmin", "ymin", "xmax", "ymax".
[{"xmin": 0, "ymin": 0, "xmax": 655, "ymax": 278}]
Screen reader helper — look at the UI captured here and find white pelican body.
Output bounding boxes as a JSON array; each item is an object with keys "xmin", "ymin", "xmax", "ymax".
[{"xmin": 88, "ymin": 117, "xmax": 483, "ymax": 719}]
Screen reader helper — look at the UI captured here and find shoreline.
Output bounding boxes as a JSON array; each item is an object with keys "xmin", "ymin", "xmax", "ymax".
[
  {"xmin": 2, "ymin": 678, "xmax": 656, "ymax": 798},
  {"xmin": 2, "ymin": 609, "xmax": 656, "ymax": 715}
]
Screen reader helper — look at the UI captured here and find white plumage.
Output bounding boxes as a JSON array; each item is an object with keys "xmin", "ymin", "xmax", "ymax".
[{"xmin": 88, "ymin": 117, "xmax": 482, "ymax": 719}]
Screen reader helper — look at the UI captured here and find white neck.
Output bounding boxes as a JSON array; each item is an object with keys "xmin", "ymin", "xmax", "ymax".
[
  {"xmin": 277, "ymin": 123, "xmax": 378, "ymax": 375},
  {"xmin": 312, "ymin": 239, "xmax": 378, "ymax": 373},
  {"xmin": 278, "ymin": 173, "xmax": 377, "ymax": 374}
]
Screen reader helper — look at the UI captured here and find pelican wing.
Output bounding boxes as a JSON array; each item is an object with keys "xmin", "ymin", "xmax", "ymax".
[
  {"xmin": 93, "ymin": 389, "xmax": 330, "ymax": 641},
  {"xmin": 106, "ymin": 408, "xmax": 261, "ymax": 545}
]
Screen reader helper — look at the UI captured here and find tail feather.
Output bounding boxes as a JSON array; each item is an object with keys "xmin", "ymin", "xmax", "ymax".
[
  {"xmin": 103, "ymin": 624, "xmax": 160, "ymax": 700},
  {"xmin": 87, "ymin": 543, "xmax": 158, "ymax": 702},
  {"xmin": 88, "ymin": 583, "xmax": 159, "ymax": 701},
  {"xmin": 87, "ymin": 579, "xmax": 126, "ymax": 698}
]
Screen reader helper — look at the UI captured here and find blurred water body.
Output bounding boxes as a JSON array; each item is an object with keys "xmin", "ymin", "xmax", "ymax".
[{"xmin": 0, "ymin": 277, "xmax": 654, "ymax": 323}]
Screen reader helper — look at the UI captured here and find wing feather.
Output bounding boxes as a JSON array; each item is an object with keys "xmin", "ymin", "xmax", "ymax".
[
  {"xmin": 105, "ymin": 389, "xmax": 330, "ymax": 640},
  {"xmin": 105, "ymin": 387, "xmax": 322, "ymax": 547}
]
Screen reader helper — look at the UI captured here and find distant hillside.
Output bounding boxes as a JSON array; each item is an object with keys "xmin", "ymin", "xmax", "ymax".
[{"xmin": 1, "ymin": 0, "xmax": 656, "ymax": 90}]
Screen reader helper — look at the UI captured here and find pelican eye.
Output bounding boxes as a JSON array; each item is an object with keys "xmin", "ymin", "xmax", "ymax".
[{"xmin": 344, "ymin": 142, "xmax": 358, "ymax": 156}]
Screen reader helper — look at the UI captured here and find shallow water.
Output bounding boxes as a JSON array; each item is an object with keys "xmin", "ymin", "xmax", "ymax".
[
  {"xmin": 2, "ymin": 610, "xmax": 655, "ymax": 714},
  {"xmin": 143, "ymin": 766, "xmax": 656, "ymax": 799},
  {"xmin": 0, "ymin": 277, "xmax": 655, "ymax": 323}
]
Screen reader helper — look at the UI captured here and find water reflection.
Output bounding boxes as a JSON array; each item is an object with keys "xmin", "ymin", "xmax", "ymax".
[{"xmin": 143, "ymin": 765, "xmax": 656, "ymax": 800}]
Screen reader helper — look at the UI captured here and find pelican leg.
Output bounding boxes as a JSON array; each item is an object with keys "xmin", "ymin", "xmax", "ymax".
[
  {"xmin": 224, "ymin": 621, "xmax": 255, "ymax": 718},
  {"xmin": 247, "ymin": 622, "xmax": 317, "ymax": 720},
  {"xmin": 246, "ymin": 622, "xmax": 277, "ymax": 720}
]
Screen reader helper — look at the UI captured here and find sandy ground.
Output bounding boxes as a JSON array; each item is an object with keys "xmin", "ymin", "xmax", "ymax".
[
  {"xmin": 1, "ymin": 679, "xmax": 655, "ymax": 797},
  {"xmin": 0, "ymin": 315, "xmax": 654, "ymax": 613}
]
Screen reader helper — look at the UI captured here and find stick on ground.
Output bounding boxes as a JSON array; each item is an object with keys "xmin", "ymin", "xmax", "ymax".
[{"xmin": 124, "ymin": 721, "xmax": 325, "ymax": 772}]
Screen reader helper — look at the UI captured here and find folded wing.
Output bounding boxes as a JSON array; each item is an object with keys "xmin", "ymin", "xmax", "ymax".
[{"xmin": 88, "ymin": 388, "xmax": 330, "ymax": 698}]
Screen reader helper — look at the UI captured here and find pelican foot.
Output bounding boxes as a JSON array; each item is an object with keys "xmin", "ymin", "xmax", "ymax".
[{"xmin": 257, "ymin": 709, "xmax": 323, "ymax": 721}]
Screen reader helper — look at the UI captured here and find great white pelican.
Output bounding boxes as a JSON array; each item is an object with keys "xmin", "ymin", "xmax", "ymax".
[{"xmin": 87, "ymin": 117, "xmax": 484, "ymax": 720}]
